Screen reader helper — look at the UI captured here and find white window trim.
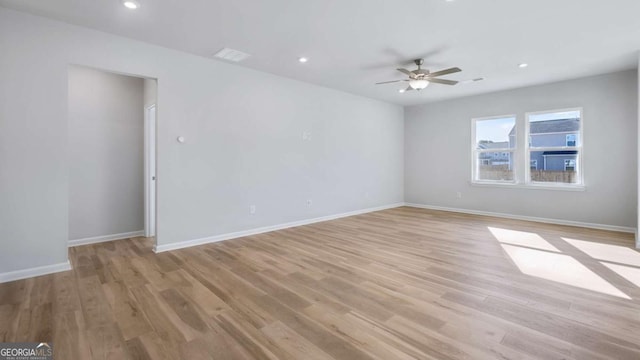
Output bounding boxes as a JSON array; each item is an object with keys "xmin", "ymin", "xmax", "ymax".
[
  {"xmin": 525, "ymin": 107, "xmax": 584, "ymax": 188},
  {"xmin": 530, "ymin": 131, "xmax": 575, "ymax": 136},
  {"xmin": 469, "ymin": 181, "xmax": 586, "ymax": 192},
  {"xmin": 471, "ymin": 115, "xmax": 517, "ymax": 184}
]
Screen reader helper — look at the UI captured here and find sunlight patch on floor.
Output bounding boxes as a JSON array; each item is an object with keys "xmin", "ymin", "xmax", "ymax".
[
  {"xmin": 500, "ymin": 244, "xmax": 631, "ymax": 299},
  {"xmin": 601, "ymin": 262, "xmax": 640, "ymax": 288},
  {"xmin": 488, "ymin": 227, "xmax": 560, "ymax": 252},
  {"xmin": 562, "ymin": 238, "xmax": 640, "ymax": 267}
]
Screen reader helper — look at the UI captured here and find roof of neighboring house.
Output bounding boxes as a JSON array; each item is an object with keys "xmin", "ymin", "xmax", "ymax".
[
  {"xmin": 508, "ymin": 118, "xmax": 580, "ymax": 136},
  {"xmin": 478, "ymin": 141, "xmax": 509, "ymax": 149},
  {"xmin": 541, "ymin": 150, "xmax": 578, "ymax": 156}
]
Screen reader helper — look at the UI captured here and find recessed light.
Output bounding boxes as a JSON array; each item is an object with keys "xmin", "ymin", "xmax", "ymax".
[
  {"xmin": 122, "ymin": 0, "xmax": 140, "ymax": 9},
  {"xmin": 518, "ymin": 63, "xmax": 529, "ymax": 68},
  {"xmin": 298, "ymin": 57, "xmax": 309, "ymax": 63}
]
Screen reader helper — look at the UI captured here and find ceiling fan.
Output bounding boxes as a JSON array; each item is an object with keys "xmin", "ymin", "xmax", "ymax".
[{"xmin": 376, "ymin": 59, "xmax": 461, "ymax": 91}]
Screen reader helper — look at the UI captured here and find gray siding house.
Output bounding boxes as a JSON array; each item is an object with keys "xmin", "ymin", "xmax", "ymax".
[
  {"xmin": 508, "ymin": 118, "xmax": 579, "ymax": 171},
  {"xmin": 478, "ymin": 141, "xmax": 512, "ymax": 168}
]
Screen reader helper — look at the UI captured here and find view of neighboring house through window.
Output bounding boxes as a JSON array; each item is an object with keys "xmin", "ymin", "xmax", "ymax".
[
  {"xmin": 526, "ymin": 109, "xmax": 582, "ymax": 185},
  {"xmin": 472, "ymin": 116, "xmax": 516, "ymax": 182},
  {"xmin": 564, "ymin": 159, "xmax": 576, "ymax": 171}
]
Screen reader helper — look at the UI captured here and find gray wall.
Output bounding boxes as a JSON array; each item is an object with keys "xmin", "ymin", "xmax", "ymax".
[
  {"xmin": 68, "ymin": 66, "xmax": 144, "ymax": 240},
  {"xmin": 0, "ymin": 8, "xmax": 404, "ymax": 274},
  {"xmin": 405, "ymin": 70, "xmax": 638, "ymax": 228}
]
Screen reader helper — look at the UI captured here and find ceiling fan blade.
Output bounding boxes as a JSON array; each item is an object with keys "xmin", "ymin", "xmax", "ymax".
[
  {"xmin": 428, "ymin": 67, "xmax": 462, "ymax": 78},
  {"xmin": 460, "ymin": 77, "xmax": 484, "ymax": 84},
  {"xmin": 404, "ymin": 86, "xmax": 414, "ymax": 91},
  {"xmin": 376, "ymin": 79, "xmax": 407, "ymax": 85},
  {"xmin": 428, "ymin": 78, "xmax": 458, "ymax": 86},
  {"xmin": 396, "ymin": 68, "xmax": 416, "ymax": 77}
]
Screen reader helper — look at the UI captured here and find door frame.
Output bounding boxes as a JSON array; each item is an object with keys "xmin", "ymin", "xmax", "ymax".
[{"xmin": 144, "ymin": 104, "xmax": 157, "ymax": 238}]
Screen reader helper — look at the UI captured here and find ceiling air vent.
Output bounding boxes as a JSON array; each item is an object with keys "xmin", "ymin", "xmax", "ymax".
[{"xmin": 213, "ymin": 48, "xmax": 251, "ymax": 62}]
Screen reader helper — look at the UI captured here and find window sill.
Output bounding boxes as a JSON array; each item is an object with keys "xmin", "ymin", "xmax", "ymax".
[{"xmin": 470, "ymin": 181, "xmax": 586, "ymax": 192}]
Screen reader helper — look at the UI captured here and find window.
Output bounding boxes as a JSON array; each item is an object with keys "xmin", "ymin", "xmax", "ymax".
[
  {"xmin": 472, "ymin": 116, "xmax": 516, "ymax": 183},
  {"xmin": 526, "ymin": 109, "xmax": 582, "ymax": 185},
  {"xmin": 471, "ymin": 108, "xmax": 584, "ymax": 189}
]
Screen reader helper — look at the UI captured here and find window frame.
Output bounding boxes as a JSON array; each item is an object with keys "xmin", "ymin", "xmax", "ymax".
[
  {"xmin": 524, "ymin": 107, "xmax": 584, "ymax": 188},
  {"xmin": 471, "ymin": 114, "xmax": 517, "ymax": 185}
]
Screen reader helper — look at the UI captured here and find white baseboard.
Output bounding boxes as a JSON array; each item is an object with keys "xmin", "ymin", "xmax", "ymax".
[
  {"xmin": 0, "ymin": 260, "xmax": 72, "ymax": 284},
  {"xmin": 154, "ymin": 203, "xmax": 405, "ymax": 253},
  {"xmin": 68, "ymin": 230, "xmax": 144, "ymax": 247},
  {"xmin": 405, "ymin": 203, "xmax": 636, "ymax": 234}
]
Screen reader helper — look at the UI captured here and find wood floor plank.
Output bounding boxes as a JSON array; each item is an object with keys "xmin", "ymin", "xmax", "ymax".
[
  {"xmin": 262, "ymin": 320, "xmax": 335, "ymax": 360},
  {"xmin": 214, "ymin": 310, "xmax": 293, "ymax": 360},
  {"xmin": 77, "ymin": 275, "xmax": 116, "ymax": 330},
  {"xmin": 302, "ymin": 304, "xmax": 423, "ymax": 360},
  {"xmin": 128, "ymin": 285, "xmax": 190, "ymax": 358},
  {"xmin": 102, "ymin": 280, "xmax": 153, "ymax": 340},
  {"xmin": 52, "ymin": 310, "xmax": 93, "ymax": 360},
  {"xmin": 86, "ymin": 322, "xmax": 130, "ymax": 360}
]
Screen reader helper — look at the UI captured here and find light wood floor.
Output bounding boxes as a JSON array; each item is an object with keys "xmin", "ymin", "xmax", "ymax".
[{"xmin": 1, "ymin": 207, "xmax": 640, "ymax": 359}]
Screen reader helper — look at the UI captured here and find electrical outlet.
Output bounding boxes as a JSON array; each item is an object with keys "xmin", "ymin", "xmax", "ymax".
[
  {"xmin": 306, "ymin": 199, "xmax": 313, "ymax": 207},
  {"xmin": 456, "ymin": 192, "xmax": 462, "ymax": 199},
  {"xmin": 249, "ymin": 205, "xmax": 256, "ymax": 214}
]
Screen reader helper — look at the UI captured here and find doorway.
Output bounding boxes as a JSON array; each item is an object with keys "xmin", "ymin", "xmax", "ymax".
[{"xmin": 67, "ymin": 65, "xmax": 157, "ymax": 248}]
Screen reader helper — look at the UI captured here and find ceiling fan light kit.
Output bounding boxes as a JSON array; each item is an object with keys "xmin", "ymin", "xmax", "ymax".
[
  {"xmin": 122, "ymin": 0, "xmax": 140, "ymax": 9},
  {"xmin": 376, "ymin": 58, "xmax": 462, "ymax": 93},
  {"xmin": 409, "ymin": 79, "xmax": 429, "ymax": 90}
]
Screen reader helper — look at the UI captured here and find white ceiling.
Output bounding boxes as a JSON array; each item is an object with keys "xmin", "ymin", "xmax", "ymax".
[{"xmin": 2, "ymin": 0, "xmax": 640, "ymax": 106}]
